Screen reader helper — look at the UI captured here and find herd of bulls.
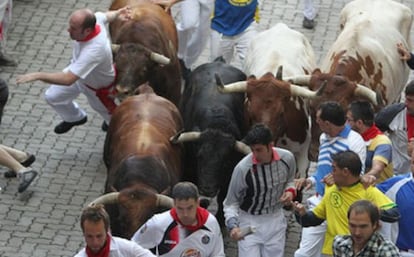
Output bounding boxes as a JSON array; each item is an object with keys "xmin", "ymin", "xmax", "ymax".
[{"xmin": 89, "ymin": 0, "xmax": 414, "ymax": 239}]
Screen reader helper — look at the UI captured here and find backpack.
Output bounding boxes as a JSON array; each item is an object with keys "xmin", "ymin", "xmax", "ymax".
[{"xmin": 374, "ymin": 103, "xmax": 405, "ymax": 132}]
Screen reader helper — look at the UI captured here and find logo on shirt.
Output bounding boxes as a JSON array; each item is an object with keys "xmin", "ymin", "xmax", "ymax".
[
  {"xmin": 330, "ymin": 192, "xmax": 343, "ymax": 208},
  {"xmin": 201, "ymin": 235, "xmax": 210, "ymax": 244},
  {"xmin": 180, "ymin": 248, "xmax": 201, "ymax": 257}
]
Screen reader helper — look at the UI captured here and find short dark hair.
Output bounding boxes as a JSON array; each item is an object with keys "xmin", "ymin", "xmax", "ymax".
[
  {"xmin": 348, "ymin": 100, "xmax": 374, "ymax": 127},
  {"xmin": 243, "ymin": 123, "xmax": 273, "ymax": 145},
  {"xmin": 318, "ymin": 101, "xmax": 346, "ymax": 126},
  {"xmin": 348, "ymin": 200, "xmax": 380, "ymax": 226},
  {"xmin": 80, "ymin": 204, "xmax": 110, "ymax": 232},
  {"xmin": 331, "ymin": 150, "xmax": 362, "ymax": 177},
  {"xmin": 405, "ymin": 80, "xmax": 414, "ymax": 96},
  {"xmin": 172, "ymin": 182, "xmax": 199, "ymax": 201},
  {"xmin": 81, "ymin": 9, "xmax": 96, "ymax": 30}
]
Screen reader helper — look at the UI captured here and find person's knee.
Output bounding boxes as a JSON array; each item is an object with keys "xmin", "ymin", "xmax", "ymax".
[
  {"xmin": 44, "ymin": 88, "xmax": 58, "ymax": 105},
  {"xmin": 180, "ymin": 16, "xmax": 199, "ymax": 31}
]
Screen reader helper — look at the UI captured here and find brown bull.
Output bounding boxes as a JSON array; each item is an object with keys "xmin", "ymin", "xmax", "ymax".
[
  {"xmin": 92, "ymin": 85, "xmax": 183, "ymax": 239},
  {"xmin": 217, "ymin": 69, "xmax": 325, "ymax": 176},
  {"xmin": 109, "ymin": 0, "xmax": 181, "ymax": 106}
]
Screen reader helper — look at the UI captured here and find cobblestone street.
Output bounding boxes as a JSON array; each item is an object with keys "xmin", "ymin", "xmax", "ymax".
[{"xmin": 1, "ymin": 0, "xmax": 414, "ymax": 256}]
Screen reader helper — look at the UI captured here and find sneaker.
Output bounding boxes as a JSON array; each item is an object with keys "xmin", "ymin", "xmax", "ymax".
[
  {"xmin": 102, "ymin": 121, "xmax": 109, "ymax": 132},
  {"xmin": 302, "ymin": 17, "xmax": 315, "ymax": 29},
  {"xmin": 4, "ymin": 154, "xmax": 36, "ymax": 178},
  {"xmin": 54, "ymin": 116, "xmax": 87, "ymax": 134},
  {"xmin": 18, "ymin": 169, "xmax": 38, "ymax": 193}
]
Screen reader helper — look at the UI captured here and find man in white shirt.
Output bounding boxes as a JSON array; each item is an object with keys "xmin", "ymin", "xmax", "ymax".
[{"xmin": 16, "ymin": 7, "xmax": 131, "ymax": 133}]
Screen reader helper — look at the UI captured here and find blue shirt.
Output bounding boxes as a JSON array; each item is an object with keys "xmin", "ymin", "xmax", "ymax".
[
  {"xmin": 313, "ymin": 125, "xmax": 366, "ymax": 196},
  {"xmin": 211, "ymin": 0, "xmax": 259, "ymax": 36},
  {"xmin": 377, "ymin": 173, "xmax": 414, "ymax": 250}
]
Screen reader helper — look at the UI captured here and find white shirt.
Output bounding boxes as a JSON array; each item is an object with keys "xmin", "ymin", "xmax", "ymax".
[
  {"xmin": 74, "ymin": 236, "xmax": 155, "ymax": 257},
  {"xmin": 68, "ymin": 12, "xmax": 115, "ymax": 89}
]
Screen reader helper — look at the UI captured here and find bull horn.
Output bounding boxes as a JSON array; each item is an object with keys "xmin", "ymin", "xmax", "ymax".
[
  {"xmin": 290, "ymin": 84, "xmax": 320, "ymax": 99},
  {"xmin": 234, "ymin": 140, "xmax": 251, "ymax": 155},
  {"xmin": 275, "ymin": 66, "xmax": 283, "ymax": 80},
  {"xmin": 111, "ymin": 44, "xmax": 120, "ymax": 53},
  {"xmin": 215, "ymin": 73, "xmax": 247, "ymax": 93},
  {"xmin": 284, "ymin": 75, "xmax": 312, "ymax": 85},
  {"xmin": 354, "ymin": 84, "xmax": 378, "ymax": 106},
  {"xmin": 88, "ymin": 192, "xmax": 119, "ymax": 206},
  {"xmin": 150, "ymin": 52, "xmax": 170, "ymax": 65},
  {"xmin": 156, "ymin": 194, "xmax": 174, "ymax": 208},
  {"xmin": 170, "ymin": 131, "xmax": 201, "ymax": 143}
]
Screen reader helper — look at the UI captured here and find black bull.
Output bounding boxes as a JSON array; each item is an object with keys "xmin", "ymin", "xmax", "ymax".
[{"xmin": 171, "ymin": 59, "xmax": 250, "ymax": 225}]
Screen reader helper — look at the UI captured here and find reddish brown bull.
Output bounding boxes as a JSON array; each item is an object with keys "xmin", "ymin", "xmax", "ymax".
[
  {"xmin": 217, "ymin": 70, "xmax": 325, "ymax": 176},
  {"xmin": 109, "ymin": 0, "xmax": 181, "ymax": 106},
  {"xmin": 90, "ymin": 85, "xmax": 183, "ymax": 239}
]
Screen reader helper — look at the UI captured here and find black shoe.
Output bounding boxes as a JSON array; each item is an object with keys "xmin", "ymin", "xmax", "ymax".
[
  {"xmin": 4, "ymin": 154, "xmax": 36, "ymax": 178},
  {"xmin": 18, "ymin": 169, "xmax": 38, "ymax": 193},
  {"xmin": 302, "ymin": 17, "xmax": 315, "ymax": 29},
  {"xmin": 179, "ymin": 59, "xmax": 191, "ymax": 81},
  {"xmin": 0, "ymin": 53, "xmax": 17, "ymax": 67},
  {"xmin": 102, "ymin": 121, "xmax": 109, "ymax": 132},
  {"xmin": 54, "ymin": 116, "xmax": 87, "ymax": 134}
]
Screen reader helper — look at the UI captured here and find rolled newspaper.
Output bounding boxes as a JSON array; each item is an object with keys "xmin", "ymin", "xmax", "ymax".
[{"xmin": 239, "ymin": 226, "xmax": 257, "ymax": 238}]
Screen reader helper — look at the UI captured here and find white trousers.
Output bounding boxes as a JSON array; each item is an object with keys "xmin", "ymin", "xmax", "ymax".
[
  {"xmin": 177, "ymin": 0, "xmax": 213, "ymax": 68},
  {"xmin": 303, "ymin": 0, "xmax": 317, "ymax": 20},
  {"xmin": 210, "ymin": 22, "xmax": 258, "ymax": 70},
  {"xmin": 294, "ymin": 195, "xmax": 325, "ymax": 257},
  {"xmin": 238, "ymin": 209, "xmax": 286, "ymax": 257},
  {"xmin": 44, "ymin": 82, "xmax": 111, "ymax": 124},
  {"xmin": 401, "ymin": 251, "xmax": 414, "ymax": 257}
]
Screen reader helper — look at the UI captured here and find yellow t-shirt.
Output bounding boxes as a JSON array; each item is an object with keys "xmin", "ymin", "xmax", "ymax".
[{"xmin": 312, "ymin": 183, "xmax": 396, "ymax": 255}]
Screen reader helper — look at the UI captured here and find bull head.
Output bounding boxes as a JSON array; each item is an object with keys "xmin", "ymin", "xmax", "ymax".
[
  {"xmin": 286, "ymin": 74, "xmax": 380, "ymax": 106},
  {"xmin": 111, "ymin": 43, "xmax": 171, "ymax": 65},
  {"xmin": 170, "ymin": 131, "xmax": 251, "ymax": 155},
  {"xmin": 88, "ymin": 192, "xmax": 174, "ymax": 209},
  {"xmin": 215, "ymin": 73, "xmax": 322, "ymax": 99}
]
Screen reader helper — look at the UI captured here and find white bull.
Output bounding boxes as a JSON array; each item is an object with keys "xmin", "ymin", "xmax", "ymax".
[
  {"xmin": 285, "ymin": 0, "xmax": 412, "ymax": 161},
  {"xmin": 242, "ymin": 22, "xmax": 317, "ymax": 177},
  {"xmin": 320, "ymin": 0, "xmax": 413, "ymax": 104}
]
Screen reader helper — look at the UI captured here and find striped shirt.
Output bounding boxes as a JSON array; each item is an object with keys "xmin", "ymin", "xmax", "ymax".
[
  {"xmin": 223, "ymin": 147, "xmax": 296, "ymax": 227},
  {"xmin": 313, "ymin": 125, "xmax": 366, "ymax": 196}
]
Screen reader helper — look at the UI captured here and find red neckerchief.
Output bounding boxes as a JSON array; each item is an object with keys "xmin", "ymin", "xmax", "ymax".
[
  {"xmin": 78, "ymin": 24, "xmax": 101, "ymax": 42},
  {"xmin": 170, "ymin": 207, "xmax": 209, "ymax": 232},
  {"xmin": 86, "ymin": 233, "xmax": 111, "ymax": 257},
  {"xmin": 361, "ymin": 124, "xmax": 382, "ymax": 141},
  {"xmin": 407, "ymin": 113, "xmax": 414, "ymax": 140}
]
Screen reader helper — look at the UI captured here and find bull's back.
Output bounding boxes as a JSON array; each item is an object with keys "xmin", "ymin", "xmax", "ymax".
[
  {"xmin": 109, "ymin": 0, "xmax": 178, "ymax": 50},
  {"xmin": 321, "ymin": 19, "xmax": 410, "ymax": 104},
  {"xmin": 340, "ymin": 0, "xmax": 412, "ymax": 43},
  {"xmin": 105, "ymin": 94, "xmax": 182, "ymax": 173},
  {"xmin": 244, "ymin": 23, "xmax": 316, "ymax": 77}
]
